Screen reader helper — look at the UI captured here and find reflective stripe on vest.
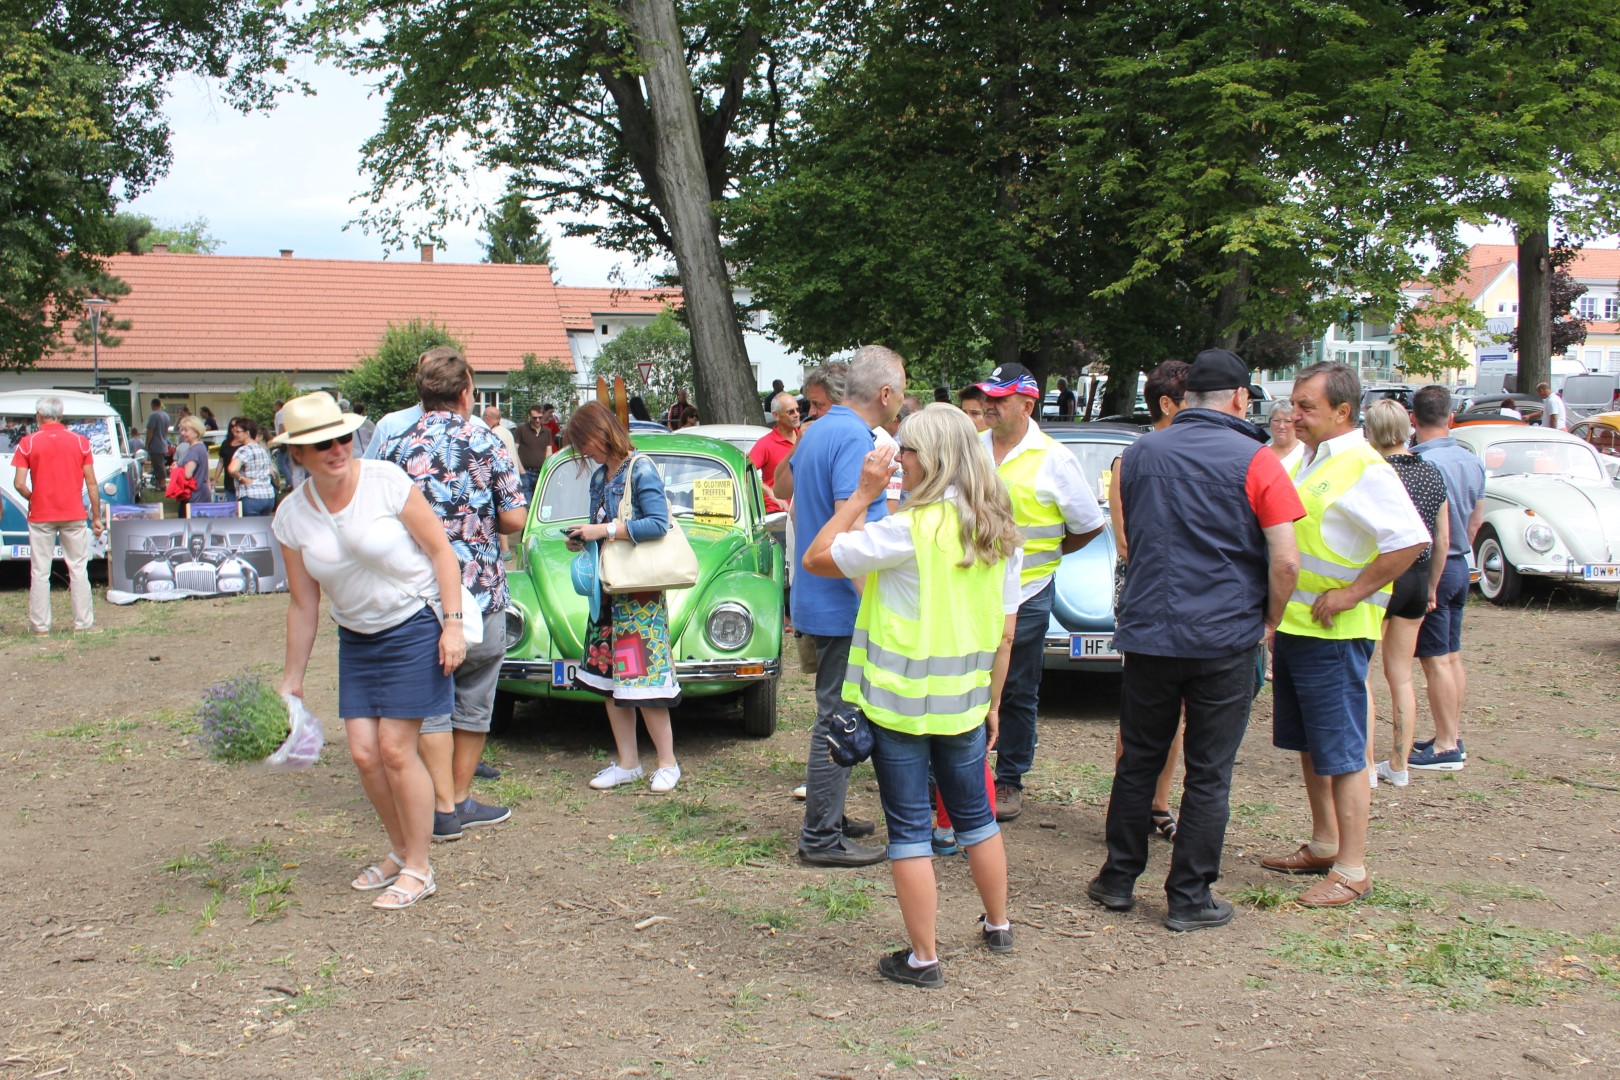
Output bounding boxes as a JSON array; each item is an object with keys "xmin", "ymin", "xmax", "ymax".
[
  {"xmin": 1280, "ymin": 442, "xmax": 1393, "ymax": 640},
  {"xmin": 999, "ymin": 432, "xmax": 1067, "ymax": 587},
  {"xmin": 843, "ymin": 501, "xmax": 1005, "ymax": 736}
]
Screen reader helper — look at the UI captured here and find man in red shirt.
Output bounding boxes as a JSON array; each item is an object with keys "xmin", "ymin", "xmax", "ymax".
[
  {"xmin": 749, "ymin": 392, "xmax": 801, "ymax": 513},
  {"xmin": 13, "ymin": 396, "xmax": 103, "ymax": 634}
]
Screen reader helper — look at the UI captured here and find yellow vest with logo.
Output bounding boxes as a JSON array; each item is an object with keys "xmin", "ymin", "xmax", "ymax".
[
  {"xmin": 997, "ymin": 429, "xmax": 1067, "ymax": 588},
  {"xmin": 1281, "ymin": 443, "xmax": 1392, "ymax": 640},
  {"xmin": 843, "ymin": 502, "xmax": 1006, "ymax": 736}
]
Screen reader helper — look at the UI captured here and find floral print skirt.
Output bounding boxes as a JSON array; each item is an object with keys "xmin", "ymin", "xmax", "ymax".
[{"xmin": 574, "ymin": 590, "xmax": 682, "ymax": 709}]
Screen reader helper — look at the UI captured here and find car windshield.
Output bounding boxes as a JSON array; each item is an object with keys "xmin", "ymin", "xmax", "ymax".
[
  {"xmin": 1479, "ymin": 440, "xmax": 1606, "ymax": 481},
  {"xmin": 0, "ymin": 414, "xmax": 119, "ymax": 455},
  {"xmin": 537, "ymin": 452, "xmax": 740, "ymax": 522},
  {"xmin": 1055, "ymin": 438, "xmax": 1135, "ymax": 502}
]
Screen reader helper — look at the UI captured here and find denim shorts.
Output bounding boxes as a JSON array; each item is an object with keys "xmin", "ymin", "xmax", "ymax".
[
  {"xmin": 1416, "ymin": 555, "xmax": 1469, "ymax": 657},
  {"xmin": 870, "ymin": 721, "xmax": 1000, "ymax": 861},
  {"xmin": 1271, "ymin": 633, "xmax": 1375, "ymax": 776}
]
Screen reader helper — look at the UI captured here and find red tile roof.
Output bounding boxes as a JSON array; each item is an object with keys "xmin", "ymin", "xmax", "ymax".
[
  {"xmin": 43, "ymin": 252, "xmax": 581, "ymax": 374},
  {"xmin": 555, "ymin": 286, "xmax": 682, "ymax": 331},
  {"xmin": 1461, "ymin": 243, "xmax": 1620, "ymax": 288}
]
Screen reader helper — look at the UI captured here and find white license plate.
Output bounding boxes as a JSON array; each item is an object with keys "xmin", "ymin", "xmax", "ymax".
[
  {"xmin": 1069, "ymin": 633, "xmax": 1119, "ymax": 660},
  {"xmin": 9, "ymin": 545, "xmax": 65, "ymax": 559},
  {"xmin": 551, "ymin": 660, "xmax": 579, "ymax": 687},
  {"xmin": 1584, "ymin": 563, "xmax": 1620, "ymax": 581}
]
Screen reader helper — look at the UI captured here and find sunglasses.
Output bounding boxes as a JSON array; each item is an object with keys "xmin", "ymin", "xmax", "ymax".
[
  {"xmin": 897, "ymin": 445, "xmax": 916, "ymax": 456},
  {"xmin": 311, "ymin": 431, "xmax": 354, "ymax": 452}
]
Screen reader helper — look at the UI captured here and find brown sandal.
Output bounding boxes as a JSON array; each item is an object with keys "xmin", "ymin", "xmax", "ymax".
[{"xmin": 1297, "ymin": 870, "xmax": 1371, "ymax": 908}]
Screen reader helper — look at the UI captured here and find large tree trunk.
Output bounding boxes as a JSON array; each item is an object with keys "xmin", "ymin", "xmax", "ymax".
[
  {"xmin": 622, "ymin": 0, "xmax": 758, "ymax": 425},
  {"xmin": 1515, "ymin": 219, "xmax": 1552, "ymax": 396}
]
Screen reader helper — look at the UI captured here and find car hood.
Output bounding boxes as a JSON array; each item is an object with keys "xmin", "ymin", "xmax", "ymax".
[
  {"xmin": 1048, "ymin": 524, "xmax": 1120, "ymax": 632},
  {"xmin": 1489, "ymin": 475, "xmax": 1620, "ymax": 563},
  {"xmin": 520, "ymin": 519, "xmax": 751, "ymax": 650}
]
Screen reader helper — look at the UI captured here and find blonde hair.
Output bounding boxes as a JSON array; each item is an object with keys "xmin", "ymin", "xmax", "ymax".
[
  {"xmin": 178, "ymin": 415, "xmax": 206, "ymax": 440},
  {"xmin": 897, "ymin": 403, "xmax": 1021, "ymax": 567},
  {"xmin": 1363, "ymin": 398, "xmax": 1411, "ymax": 451}
]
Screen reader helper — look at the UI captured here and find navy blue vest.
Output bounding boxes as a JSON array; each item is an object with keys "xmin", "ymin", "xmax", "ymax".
[{"xmin": 1113, "ymin": 409, "xmax": 1270, "ymax": 659}]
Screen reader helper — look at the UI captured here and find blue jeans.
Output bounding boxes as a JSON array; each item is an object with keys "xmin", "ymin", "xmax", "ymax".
[
  {"xmin": 799, "ymin": 634, "xmax": 857, "ymax": 855},
  {"xmin": 871, "ymin": 722, "xmax": 1000, "ymax": 860},
  {"xmin": 241, "ymin": 496, "xmax": 274, "ymax": 517},
  {"xmin": 1272, "ymin": 633, "xmax": 1376, "ymax": 776},
  {"xmin": 522, "ymin": 469, "xmax": 539, "ymax": 503},
  {"xmin": 993, "ymin": 580, "xmax": 1054, "ymax": 789}
]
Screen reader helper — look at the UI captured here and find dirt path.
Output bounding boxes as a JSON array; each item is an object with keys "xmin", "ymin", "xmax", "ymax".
[{"xmin": 2, "ymin": 571, "xmax": 1618, "ymax": 1078}]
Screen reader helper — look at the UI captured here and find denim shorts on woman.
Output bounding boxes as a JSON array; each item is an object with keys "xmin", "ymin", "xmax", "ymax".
[
  {"xmin": 870, "ymin": 721, "xmax": 1000, "ymax": 861},
  {"xmin": 337, "ymin": 606, "xmax": 454, "ymax": 720},
  {"xmin": 1271, "ymin": 632, "xmax": 1375, "ymax": 776}
]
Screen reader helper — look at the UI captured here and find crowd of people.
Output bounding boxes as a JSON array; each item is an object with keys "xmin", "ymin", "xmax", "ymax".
[{"xmin": 13, "ymin": 344, "xmax": 1490, "ymax": 985}]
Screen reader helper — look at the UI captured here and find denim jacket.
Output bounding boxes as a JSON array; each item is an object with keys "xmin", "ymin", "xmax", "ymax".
[{"xmin": 590, "ymin": 455, "xmax": 671, "ymax": 543}]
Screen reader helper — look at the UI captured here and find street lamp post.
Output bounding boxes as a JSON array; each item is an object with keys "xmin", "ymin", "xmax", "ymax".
[{"xmin": 83, "ymin": 297, "xmax": 109, "ymax": 393}]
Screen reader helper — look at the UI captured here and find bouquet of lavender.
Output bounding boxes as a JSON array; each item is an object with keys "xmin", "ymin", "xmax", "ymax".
[{"xmin": 194, "ymin": 674, "xmax": 291, "ymax": 763}]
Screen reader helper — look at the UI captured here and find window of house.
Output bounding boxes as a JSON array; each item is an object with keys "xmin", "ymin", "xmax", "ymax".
[
  {"xmin": 1605, "ymin": 297, "xmax": 1618, "ymax": 320},
  {"xmin": 1586, "ymin": 347, "xmax": 1602, "ymax": 368},
  {"xmin": 600, "ymin": 324, "xmax": 610, "ymax": 335},
  {"xmin": 1608, "ymin": 348, "xmax": 1620, "ymax": 373},
  {"xmin": 1577, "ymin": 296, "xmax": 1598, "ymax": 319}
]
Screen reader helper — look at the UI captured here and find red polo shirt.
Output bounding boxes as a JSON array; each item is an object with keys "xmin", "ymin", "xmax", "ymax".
[
  {"xmin": 14, "ymin": 423, "xmax": 93, "ymax": 522},
  {"xmin": 749, "ymin": 427, "xmax": 798, "ymax": 512}
]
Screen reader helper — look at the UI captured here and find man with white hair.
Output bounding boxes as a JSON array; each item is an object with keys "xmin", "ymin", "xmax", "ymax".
[{"xmin": 13, "ymin": 397, "xmax": 103, "ymax": 634}]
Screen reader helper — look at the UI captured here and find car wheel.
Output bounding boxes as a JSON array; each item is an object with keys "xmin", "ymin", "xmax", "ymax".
[
  {"xmin": 490, "ymin": 690, "xmax": 517, "ymax": 732},
  {"xmin": 1474, "ymin": 527, "xmax": 1521, "ymax": 605},
  {"xmin": 740, "ymin": 679, "xmax": 777, "ymax": 738}
]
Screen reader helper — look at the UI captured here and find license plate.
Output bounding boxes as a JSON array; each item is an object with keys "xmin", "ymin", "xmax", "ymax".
[
  {"xmin": 1069, "ymin": 633, "xmax": 1119, "ymax": 660},
  {"xmin": 1584, "ymin": 563, "xmax": 1620, "ymax": 581},
  {"xmin": 551, "ymin": 660, "xmax": 579, "ymax": 687},
  {"xmin": 8, "ymin": 545, "xmax": 65, "ymax": 559}
]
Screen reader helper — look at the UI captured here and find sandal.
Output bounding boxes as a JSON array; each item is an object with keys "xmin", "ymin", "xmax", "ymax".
[
  {"xmin": 372, "ymin": 867, "xmax": 436, "ymax": 911},
  {"xmin": 351, "ymin": 852, "xmax": 403, "ymax": 892},
  {"xmin": 1151, "ymin": 809, "xmax": 1178, "ymax": 843}
]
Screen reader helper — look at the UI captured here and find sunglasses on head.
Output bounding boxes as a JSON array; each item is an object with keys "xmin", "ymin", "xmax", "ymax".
[{"xmin": 311, "ymin": 432, "xmax": 354, "ymax": 452}]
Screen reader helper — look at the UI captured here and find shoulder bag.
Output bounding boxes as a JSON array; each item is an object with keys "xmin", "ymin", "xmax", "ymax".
[{"xmin": 597, "ymin": 454, "xmax": 699, "ymax": 593}]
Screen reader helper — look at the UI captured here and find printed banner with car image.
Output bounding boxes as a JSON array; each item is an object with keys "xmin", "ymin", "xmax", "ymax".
[{"xmin": 106, "ymin": 516, "xmax": 287, "ymax": 602}]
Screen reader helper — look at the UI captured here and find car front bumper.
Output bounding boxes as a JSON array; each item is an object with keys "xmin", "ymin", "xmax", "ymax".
[
  {"xmin": 501, "ymin": 657, "xmax": 781, "ymax": 684},
  {"xmin": 1041, "ymin": 633, "xmax": 1123, "ymax": 671}
]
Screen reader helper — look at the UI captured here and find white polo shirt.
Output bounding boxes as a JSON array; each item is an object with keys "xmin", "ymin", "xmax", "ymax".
[{"xmin": 1294, "ymin": 429, "xmax": 1430, "ymax": 565}]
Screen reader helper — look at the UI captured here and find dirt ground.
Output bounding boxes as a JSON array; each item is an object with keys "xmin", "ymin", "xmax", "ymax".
[{"xmin": 2, "ymin": 565, "xmax": 1619, "ymax": 1080}]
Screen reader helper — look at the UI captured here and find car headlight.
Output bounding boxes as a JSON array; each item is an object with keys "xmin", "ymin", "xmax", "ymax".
[
  {"xmin": 101, "ymin": 481, "xmax": 118, "ymax": 495},
  {"xmin": 1524, "ymin": 521, "xmax": 1555, "ymax": 553},
  {"xmin": 705, "ymin": 602, "xmax": 752, "ymax": 650},
  {"xmin": 501, "ymin": 606, "xmax": 525, "ymax": 650}
]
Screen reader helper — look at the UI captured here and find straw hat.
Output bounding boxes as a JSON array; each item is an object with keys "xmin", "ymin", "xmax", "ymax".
[{"xmin": 270, "ymin": 392, "xmax": 365, "ymax": 446}]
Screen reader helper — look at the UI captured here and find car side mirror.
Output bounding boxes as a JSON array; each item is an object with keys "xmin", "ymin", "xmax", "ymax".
[{"xmin": 763, "ymin": 510, "xmax": 788, "ymax": 531}]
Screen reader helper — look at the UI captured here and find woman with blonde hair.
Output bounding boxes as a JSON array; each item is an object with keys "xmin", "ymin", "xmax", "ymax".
[
  {"xmin": 172, "ymin": 414, "xmax": 211, "ymax": 512},
  {"xmin": 805, "ymin": 403, "xmax": 1022, "ymax": 988},
  {"xmin": 1362, "ymin": 399, "xmax": 1448, "ymax": 786}
]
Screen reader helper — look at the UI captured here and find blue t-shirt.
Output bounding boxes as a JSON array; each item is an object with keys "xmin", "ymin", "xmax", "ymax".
[
  {"xmin": 1412, "ymin": 435, "xmax": 1485, "ymax": 558},
  {"xmin": 790, "ymin": 405, "xmax": 887, "ymax": 636}
]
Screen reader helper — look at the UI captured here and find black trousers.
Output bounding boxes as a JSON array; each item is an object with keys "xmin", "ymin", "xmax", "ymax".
[{"xmin": 1096, "ymin": 647, "xmax": 1258, "ymax": 915}]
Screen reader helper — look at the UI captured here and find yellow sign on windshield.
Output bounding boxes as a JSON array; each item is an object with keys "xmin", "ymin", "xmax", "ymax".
[{"xmin": 693, "ymin": 478, "xmax": 735, "ymax": 524}]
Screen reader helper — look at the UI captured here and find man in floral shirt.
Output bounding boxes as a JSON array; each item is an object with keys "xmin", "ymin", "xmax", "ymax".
[{"xmin": 380, "ymin": 347, "xmax": 528, "ymax": 840}]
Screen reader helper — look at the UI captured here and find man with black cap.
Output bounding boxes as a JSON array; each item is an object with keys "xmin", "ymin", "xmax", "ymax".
[
  {"xmin": 1087, "ymin": 349, "xmax": 1304, "ymax": 931},
  {"xmin": 978, "ymin": 363, "xmax": 1105, "ymax": 820}
]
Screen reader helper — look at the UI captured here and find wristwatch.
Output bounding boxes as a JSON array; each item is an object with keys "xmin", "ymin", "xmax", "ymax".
[
  {"xmin": 607, "ymin": 521, "xmax": 618, "ymax": 540},
  {"xmin": 445, "ymin": 611, "xmax": 464, "ymax": 620}
]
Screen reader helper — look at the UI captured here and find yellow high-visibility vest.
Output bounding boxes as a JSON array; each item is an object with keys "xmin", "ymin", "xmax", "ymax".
[
  {"xmin": 1281, "ymin": 443, "xmax": 1392, "ymax": 640},
  {"xmin": 997, "ymin": 431, "xmax": 1067, "ymax": 588}
]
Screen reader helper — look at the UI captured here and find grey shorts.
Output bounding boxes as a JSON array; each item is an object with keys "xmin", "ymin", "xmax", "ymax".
[{"xmin": 422, "ymin": 627, "xmax": 507, "ymax": 734}]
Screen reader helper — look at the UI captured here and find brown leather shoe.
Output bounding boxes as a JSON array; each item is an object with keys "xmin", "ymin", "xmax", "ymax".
[
  {"xmin": 1297, "ymin": 870, "xmax": 1372, "ymax": 907},
  {"xmin": 1260, "ymin": 843, "xmax": 1336, "ymax": 875},
  {"xmin": 994, "ymin": 783, "xmax": 1023, "ymax": 822}
]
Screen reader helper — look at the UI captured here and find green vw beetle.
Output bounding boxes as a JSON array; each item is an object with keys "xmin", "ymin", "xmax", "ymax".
[{"xmin": 495, "ymin": 433, "xmax": 785, "ymax": 736}]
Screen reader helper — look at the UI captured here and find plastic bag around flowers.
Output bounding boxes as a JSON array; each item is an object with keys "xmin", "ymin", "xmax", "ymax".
[{"xmin": 264, "ymin": 694, "xmax": 325, "ymax": 771}]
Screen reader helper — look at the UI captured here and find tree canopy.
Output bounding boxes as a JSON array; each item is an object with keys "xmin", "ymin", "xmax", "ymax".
[
  {"xmin": 503, "ymin": 354, "xmax": 578, "ymax": 418},
  {"xmin": 481, "ymin": 185, "xmax": 554, "ymax": 269},
  {"xmin": 586, "ymin": 307, "xmax": 692, "ymax": 419},
  {"xmin": 336, "ymin": 318, "xmax": 465, "ymax": 416}
]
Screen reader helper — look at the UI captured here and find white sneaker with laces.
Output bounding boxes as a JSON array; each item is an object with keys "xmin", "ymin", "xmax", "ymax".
[
  {"xmin": 1374, "ymin": 760, "xmax": 1410, "ymax": 787},
  {"xmin": 649, "ymin": 764, "xmax": 682, "ymax": 793},
  {"xmin": 589, "ymin": 762, "xmax": 643, "ymax": 790}
]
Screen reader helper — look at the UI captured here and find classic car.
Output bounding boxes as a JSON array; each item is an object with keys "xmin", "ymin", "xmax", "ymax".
[
  {"xmin": 1570, "ymin": 412, "xmax": 1620, "ymax": 465},
  {"xmin": 496, "ymin": 433, "xmax": 785, "ymax": 735},
  {"xmin": 1452, "ymin": 393, "xmax": 1545, "ymax": 427},
  {"xmin": 1447, "ymin": 425, "xmax": 1620, "ymax": 603},
  {"xmin": 679, "ymin": 424, "xmax": 772, "ymax": 456},
  {"xmin": 0, "ymin": 389, "xmax": 143, "ymax": 562},
  {"xmin": 127, "ymin": 525, "xmax": 268, "ymax": 595},
  {"xmin": 1039, "ymin": 422, "xmax": 1146, "ymax": 673}
]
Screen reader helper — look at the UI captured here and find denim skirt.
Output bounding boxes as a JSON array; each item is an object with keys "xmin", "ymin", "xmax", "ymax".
[{"xmin": 337, "ymin": 606, "xmax": 454, "ymax": 720}]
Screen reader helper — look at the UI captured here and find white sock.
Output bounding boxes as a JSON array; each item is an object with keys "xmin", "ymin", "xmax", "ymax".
[
  {"xmin": 1307, "ymin": 840, "xmax": 1338, "ymax": 859},
  {"xmin": 1331, "ymin": 863, "xmax": 1367, "ymax": 883},
  {"xmin": 907, "ymin": 951, "xmax": 938, "ymax": 969},
  {"xmin": 982, "ymin": 919, "xmax": 1010, "ymax": 932}
]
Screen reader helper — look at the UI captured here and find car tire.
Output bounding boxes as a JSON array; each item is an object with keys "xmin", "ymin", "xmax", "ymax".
[
  {"xmin": 490, "ymin": 689, "xmax": 517, "ymax": 732},
  {"xmin": 740, "ymin": 679, "xmax": 777, "ymax": 738},
  {"xmin": 1474, "ymin": 526, "xmax": 1521, "ymax": 605}
]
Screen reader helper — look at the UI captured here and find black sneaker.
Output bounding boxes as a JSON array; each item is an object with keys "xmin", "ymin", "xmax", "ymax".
[
  {"xmin": 1087, "ymin": 876, "xmax": 1135, "ymax": 912},
  {"xmin": 474, "ymin": 761, "xmax": 501, "ymax": 780},
  {"xmin": 877, "ymin": 948, "xmax": 943, "ymax": 988},
  {"xmin": 979, "ymin": 915, "xmax": 1014, "ymax": 953},
  {"xmin": 1164, "ymin": 895, "xmax": 1235, "ymax": 933},
  {"xmin": 433, "ymin": 810, "xmax": 463, "ymax": 842},
  {"xmin": 457, "ymin": 797, "xmax": 512, "ymax": 829}
]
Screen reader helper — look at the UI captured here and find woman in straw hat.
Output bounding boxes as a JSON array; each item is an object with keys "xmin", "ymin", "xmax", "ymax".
[{"xmin": 270, "ymin": 392, "xmax": 467, "ymax": 911}]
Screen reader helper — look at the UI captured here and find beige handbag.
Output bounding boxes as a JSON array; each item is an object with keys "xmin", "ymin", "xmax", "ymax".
[{"xmin": 597, "ymin": 455, "xmax": 699, "ymax": 593}]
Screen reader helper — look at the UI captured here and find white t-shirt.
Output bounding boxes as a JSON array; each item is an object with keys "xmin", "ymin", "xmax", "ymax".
[
  {"xmin": 272, "ymin": 459, "xmax": 439, "ymax": 633},
  {"xmin": 1294, "ymin": 429, "xmax": 1431, "ymax": 565},
  {"xmin": 830, "ymin": 492, "xmax": 1023, "ymax": 622},
  {"xmin": 1542, "ymin": 393, "xmax": 1567, "ymax": 430}
]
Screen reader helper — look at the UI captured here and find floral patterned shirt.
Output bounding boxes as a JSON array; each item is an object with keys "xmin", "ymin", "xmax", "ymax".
[{"xmin": 381, "ymin": 409, "xmax": 528, "ymax": 614}]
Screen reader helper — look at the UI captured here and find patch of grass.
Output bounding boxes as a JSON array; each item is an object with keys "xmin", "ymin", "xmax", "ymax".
[
  {"xmin": 475, "ymin": 776, "xmax": 536, "ymax": 807},
  {"xmin": 245, "ymin": 868, "xmax": 295, "ymax": 922},
  {"xmin": 633, "ymin": 796, "xmax": 784, "ymax": 867},
  {"xmin": 1026, "ymin": 761, "xmax": 1114, "ymax": 805},
  {"xmin": 798, "ymin": 880, "xmax": 879, "ymax": 922},
  {"xmin": 726, "ymin": 905, "xmax": 799, "ymax": 930},
  {"xmin": 730, "ymin": 982, "xmax": 762, "ymax": 1013},
  {"xmin": 1458, "ymin": 790, "xmax": 1493, "ymax": 804},
  {"xmin": 1441, "ymin": 880, "xmax": 1549, "ymax": 903},
  {"xmin": 690, "ymin": 832, "xmax": 787, "ymax": 867},
  {"xmin": 1080, "ymin": 1032, "xmax": 1137, "ymax": 1057},
  {"xmin": 41, "ymin": 718, "xmax": 139, "ymax": 741},
  {"xmin": 162, "ymin": 837, "xmax": 299, "ymax": 931},
  {"xmin": 1241, "ymin": 975, "xmax": 1271, "ymax": 990},
  {"xmin": 1232, "ymin": 801, "xmax": 1277, "ymax": 820},
  {"xmin": 1476, "ymin": 755, "xmax": 1531, "ymax": 781},
  {"xmin": 161, "ymin": 852, "xmax": 209, "ymax": 875},
  {"xmin": 1369, "ymin": 882, "xmax": 1443, "ymax": 913},
  {"xmin": 152, "ymin": 707, "xmax": 199, "ymax": 735},
  {"xmin": 1230, "ymin": 882, "xmax": 1296, "ymax": 911},
  {"xmin": 192, "ymin": 895, "xmax": 220, "ymax": 935}
]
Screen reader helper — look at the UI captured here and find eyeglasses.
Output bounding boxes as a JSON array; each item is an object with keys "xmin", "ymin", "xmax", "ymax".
[
  {"xmin": 897, "ymin": 445, "xmax": 916, "ymax": 456},
  {"xmin": 312, "ymin": 432, "xmax": 354, "ymax": 452},
  {"xmin": 780, "ymin": 408, "xmax": 800, "ymax": 417}
]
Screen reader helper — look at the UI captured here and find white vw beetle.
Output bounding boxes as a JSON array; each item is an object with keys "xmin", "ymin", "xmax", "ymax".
[{"xmin": 1448, "ymin": 424, "xmax": 1620, "ymax": 603}]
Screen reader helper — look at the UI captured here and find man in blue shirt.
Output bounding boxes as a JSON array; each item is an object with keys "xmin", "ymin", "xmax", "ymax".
[
  {"xmin": 1409, "ymin": 385, "xmax": 1487, "ymax": 771},
  {"xmin": 792, "ymin": 345, "xmax": 907, "ymax": 867}
]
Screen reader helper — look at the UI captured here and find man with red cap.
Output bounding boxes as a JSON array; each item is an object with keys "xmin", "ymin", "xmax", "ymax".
[{"xmin": 978, "ymin": 363, "xmax": 1105, "ymax": 820}]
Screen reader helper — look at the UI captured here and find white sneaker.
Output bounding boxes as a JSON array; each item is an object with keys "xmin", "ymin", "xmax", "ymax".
[
  {"xmin": 1374, "ymin": 760, "xmax": 1410, "ymax": 787},
  {"xmin": 589, "ymin": 763, "xmax": 643, "ymax": 790},
  {"xmin": 649, "ymin": 764, "xmax": 682, "ymax": 794},
  {"xmin": 791, "ymin": 784, "xmax": 807, "ymax": 800}
]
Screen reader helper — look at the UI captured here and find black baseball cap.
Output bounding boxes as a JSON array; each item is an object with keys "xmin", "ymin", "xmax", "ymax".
[{"xmin": 1184, "ymin": 349, "xmax": 1250, "ymax": 392}]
